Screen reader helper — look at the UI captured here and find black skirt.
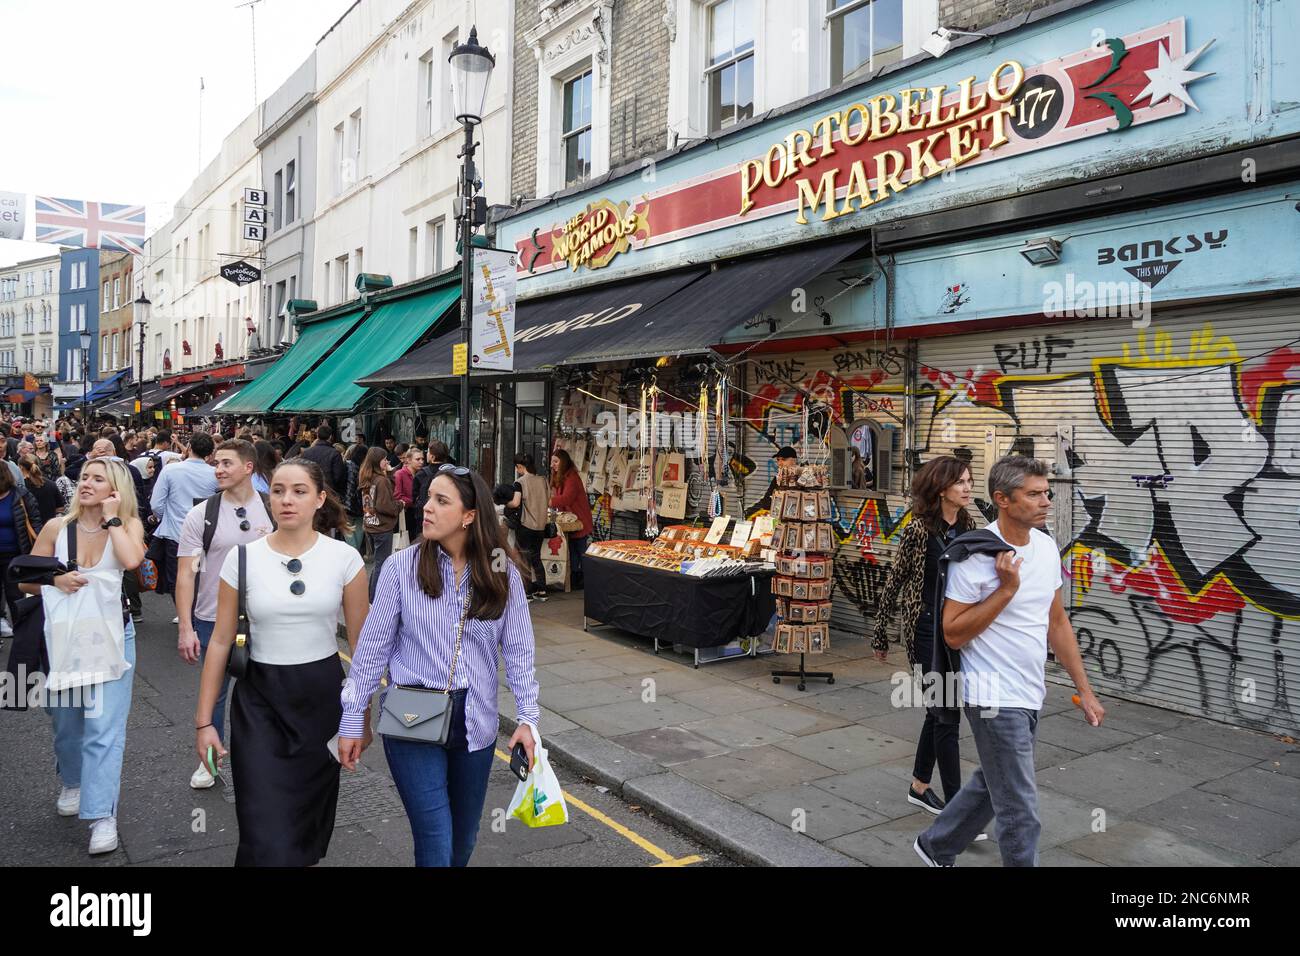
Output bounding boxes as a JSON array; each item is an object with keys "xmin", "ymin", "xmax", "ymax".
[{"xmin": 230, "ymin": 653, "xmax": 344, "ymax": 867}]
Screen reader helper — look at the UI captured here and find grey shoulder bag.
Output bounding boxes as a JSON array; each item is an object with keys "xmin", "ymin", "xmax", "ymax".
[{"xmin": 377, "ymin": 582, "xmax": 472, "ymax": 746}]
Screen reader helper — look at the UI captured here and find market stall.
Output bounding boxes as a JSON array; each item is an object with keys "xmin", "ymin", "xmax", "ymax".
[{"xmin": 582, "ymin": 523, "xmax": 777, "ymax": 666}]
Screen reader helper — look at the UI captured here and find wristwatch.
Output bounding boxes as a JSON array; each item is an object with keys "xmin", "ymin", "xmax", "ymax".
[{"xmin": 101, "ymin": 517, "xmax": 123, "ymax": 529}]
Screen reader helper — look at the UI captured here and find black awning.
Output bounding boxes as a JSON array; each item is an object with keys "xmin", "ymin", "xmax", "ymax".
[
  {"xmin": 561, "ymin": 236, "xmax": 866, "ymax": 365},
  {"xmin": 192, "ymin": 382, "xmax": 248, "ymax": 415},
  {"xmin": 358, "ymin": 268, "xmax": 707, "ymax": 386},
  {"xmin": 100, "ymin": 383, "xmax": 167, "ymax": 417}
]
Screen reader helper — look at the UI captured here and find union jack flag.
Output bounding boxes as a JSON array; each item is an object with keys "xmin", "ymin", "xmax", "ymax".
[{"xmin": 34, "ymin": 197, "xmax": 146, "ymax": 256}]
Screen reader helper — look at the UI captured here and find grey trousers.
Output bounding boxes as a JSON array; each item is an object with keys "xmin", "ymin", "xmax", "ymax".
[
  {"xmin": 919, "ymin": 706, "xmax": 1041, "ymax": 867},
  {"xmin": 367, "ymin": 531, "xmax": 394, "ymax": 601}
]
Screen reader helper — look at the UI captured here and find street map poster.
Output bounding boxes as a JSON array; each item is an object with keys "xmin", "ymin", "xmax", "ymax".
[{"xmin": 471, "ymin": 247, "xmax": 517, "ymax": 372}]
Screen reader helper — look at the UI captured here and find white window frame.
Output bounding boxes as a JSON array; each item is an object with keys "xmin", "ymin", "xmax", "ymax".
[
  {"xmin": 285, "ymin": 160, "xmax": 297, "ymax": 224},
  {"xmin": 530, "ymin": 0, "xmax": 612, "ymax": 196},
  {"xmin": 439, "ymin": 29, "xmax": 460, "ymax": 131},
  {"xmin": 419, "ymin": 49, "xmax": 436, "ymax": 138},
  {"xmin": 819, "ymin": 0, "xmax": 936, "ymax": 92},
  {"xmin": 333, "ymin": 122, "xmax": 346, "ymax": 194},
  {"xmin": 703, "ymin": 0, "xmax": 757, "ymax": 133},
  {"xmin": 560, "ymin": 69, "xmax": 595, "ymax": 188},
  {"xmin": 668, "ymin": 0, "xmax": 763, "ymax": 145},
  {"xmin": 427, "ymin": 217, "xmax": 445, "ymax": 275},
  {"xmin": 349, "ymin": 110, "xmax": 363, "ymax": 183},
  {"xmin": 113, "ymin": 277, "xmax": 121, "ymax": 309},
  {"xmin": 112, "ymin": 332, "xmax": 120, "ymax": 368}
]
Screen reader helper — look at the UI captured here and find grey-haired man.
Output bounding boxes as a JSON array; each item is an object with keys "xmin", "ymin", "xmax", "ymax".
[{"xmin": 915, "ymin": 456, "xmax": 1105, "ymax": 867}]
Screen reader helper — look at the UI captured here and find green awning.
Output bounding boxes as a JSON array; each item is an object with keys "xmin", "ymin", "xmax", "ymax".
[
  {"xmin": 274, "ymin": 283, "xmax": 460, "ymax": 414},
  {"xmin": 218, "ymin": 308, "xmax": 366, "ymax": 414}
]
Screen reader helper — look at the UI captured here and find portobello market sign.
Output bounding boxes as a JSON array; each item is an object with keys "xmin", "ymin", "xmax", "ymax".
[{"xmin": 516, "ymin": 18, "xmax": 1210, "ymax": 276}]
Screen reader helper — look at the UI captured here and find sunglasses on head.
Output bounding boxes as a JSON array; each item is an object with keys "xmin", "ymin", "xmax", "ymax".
[
  {"xmin": 283, "ymin": 558, "xmax": 305, "ymax": 596},
  {"xmin": 437, "ymin": 464, "xmax": 471, "ymax": 477}
]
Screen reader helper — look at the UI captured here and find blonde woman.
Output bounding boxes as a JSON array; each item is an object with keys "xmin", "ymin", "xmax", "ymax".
[{"xmin": 21, "ymin": 458, "xmax": 146, "ymax": 856}]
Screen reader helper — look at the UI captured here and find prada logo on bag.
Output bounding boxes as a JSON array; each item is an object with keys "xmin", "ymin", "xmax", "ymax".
[{"xmin": 403, "ymin": 713, "xmax": 420, "ymax": 724}]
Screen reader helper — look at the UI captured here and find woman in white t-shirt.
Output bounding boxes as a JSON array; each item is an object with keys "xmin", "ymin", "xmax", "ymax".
[{"xmin": 194, "ymin": 457, "xmax": 369, "ymax": 867}]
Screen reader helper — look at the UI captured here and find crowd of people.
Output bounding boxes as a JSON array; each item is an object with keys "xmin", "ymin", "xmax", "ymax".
[{"xmin": 2, "ymin": 412, "xmax": 547, "ymax": 868}]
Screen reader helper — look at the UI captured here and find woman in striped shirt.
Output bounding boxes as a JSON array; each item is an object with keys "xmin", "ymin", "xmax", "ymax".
[{"xmin": 338, "ymin": 464, "xmax": 540, "ymax": 867}]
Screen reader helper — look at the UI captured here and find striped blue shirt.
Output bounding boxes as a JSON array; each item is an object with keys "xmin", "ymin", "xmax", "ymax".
[{"xmin": 339, "ymin": 544, "xmax": 540, "ymax": 750}]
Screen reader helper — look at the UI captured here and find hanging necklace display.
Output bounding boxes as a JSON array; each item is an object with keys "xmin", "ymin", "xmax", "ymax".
[
  {"xmin": 709, "ymin": 376, "xmax": 727, "ymax": 517},
  {"xmin": 645, "ymin": 383, "xmax": 660, "ymax": 538},
  {"xmin": 689, "ymin": 380, "xmax": 709, "ymax": 515}
]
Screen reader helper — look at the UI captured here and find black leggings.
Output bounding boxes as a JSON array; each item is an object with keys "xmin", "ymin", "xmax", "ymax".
[
  {"xmin": 514, "ymin": 526, "xmax": 548, "ymax": 594},
  {"xmin": 912, "ymin": 616, "xmax": 962, "ymax": 801}
]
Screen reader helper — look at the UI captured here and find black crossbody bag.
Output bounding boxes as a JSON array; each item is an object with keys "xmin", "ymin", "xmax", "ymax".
[{"xmin": 226, "ymin": 544, "xmax": 251, "ymax": 679}]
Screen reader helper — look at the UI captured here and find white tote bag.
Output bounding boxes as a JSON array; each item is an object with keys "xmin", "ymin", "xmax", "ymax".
[
  {"xmin": 394, "ymin": 510, "xmax": 411, "ymax": 551},
  {"xmin": 43, "ymin": 569, "xmax": 129, "ymax": 693}
]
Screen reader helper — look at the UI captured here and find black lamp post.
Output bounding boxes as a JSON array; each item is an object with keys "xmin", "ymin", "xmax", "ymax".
[
  {"xmin": 449, "ymin": 25, "xmax": 494, "ymax": 469},
  {"xmin": 78, "ymin": 329, "xmax": 91, "ymax": 423},
  {"xmin": 134, "ymin": 291, "xmax": 151, "ymax": 422}
]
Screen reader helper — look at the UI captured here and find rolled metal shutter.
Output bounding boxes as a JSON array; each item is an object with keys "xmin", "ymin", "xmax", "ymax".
[{"xmin": 916, "ymin": 301, "xmax": 1300, "ymax": 736}]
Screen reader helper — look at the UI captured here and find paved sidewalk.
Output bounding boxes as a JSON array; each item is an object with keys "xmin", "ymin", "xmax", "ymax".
[{"xmin": 500, "ymin": 592, "xmax": 1300, "ymax": 867}]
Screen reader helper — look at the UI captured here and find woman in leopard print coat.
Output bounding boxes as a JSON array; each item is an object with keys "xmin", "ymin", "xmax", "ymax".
[{"xmin": 870, "ymin": 456, "xmax": 975, "ymax": 815}]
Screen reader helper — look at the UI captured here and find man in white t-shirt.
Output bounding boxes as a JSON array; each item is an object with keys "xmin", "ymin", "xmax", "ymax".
[
  {"xmin": 915, "ymin": 455, "xmax": 1105, "ymax": 868},
  {"xmin": 175, "ymin": 438, "xmax": 274, "ymax": 789}
]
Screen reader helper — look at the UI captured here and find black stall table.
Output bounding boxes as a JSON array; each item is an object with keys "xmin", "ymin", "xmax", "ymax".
[{"xmin": 582, "ymin": 554, "xmax": 776, "ymax": 666}]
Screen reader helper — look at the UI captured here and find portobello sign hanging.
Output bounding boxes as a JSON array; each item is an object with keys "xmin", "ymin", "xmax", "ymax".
[
  {"xmin": 550, "ymin": 198, "xmax": 650, "ymax": 271},
  {"xmin": 514, "ymin": 18, "xmax": 1213, "ymax": 277}
]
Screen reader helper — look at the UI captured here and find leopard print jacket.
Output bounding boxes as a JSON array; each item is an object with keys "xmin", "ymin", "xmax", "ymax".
[{"xmin": 870, "ymin": 517, "xmax": 931, "ymax": 667}]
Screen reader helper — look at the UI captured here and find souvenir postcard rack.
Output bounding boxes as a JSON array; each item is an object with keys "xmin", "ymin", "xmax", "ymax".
[{"xmin": 769, "ymin": 463, "xmax": 836, "ymax": 691}]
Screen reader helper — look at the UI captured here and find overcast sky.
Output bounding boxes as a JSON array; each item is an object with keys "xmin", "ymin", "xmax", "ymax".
[{"xmin": 0, "ymin": 0, "xmax": 357, "ymax": 267}]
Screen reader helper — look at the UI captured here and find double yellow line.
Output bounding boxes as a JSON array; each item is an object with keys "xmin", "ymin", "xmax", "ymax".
[{"xmin": 339, "ymin": 650, "xmax": 701, "ymax": 867}]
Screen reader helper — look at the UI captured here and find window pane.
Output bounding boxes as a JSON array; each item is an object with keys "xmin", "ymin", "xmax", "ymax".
[
  {"xmin": 708, "ymin": 62, "xmax": 730, "ymax": 130},
  {"xmin": 578, "ymin": 72, "xmax": 592, "ymax": 128},
  {"xmin": 565, "ymin": 128, "xmax": 591, "ymax": 185},
  {"xmin": 733, "ymin": 0, "xmax": 755, "ymax": 55},
  {"xmin": 709, "ymin": 0, "xmax": 732, "ymax": 65},
  {"xmin": 872, "ymin": 0, "xmax": 904, "ymax": 70},
  {"xmin": 563, "ymin": 77, "xmax": 576, "ymax": 133},
  {"xmin": 831, "ymin": 2, "xmax": 872, "ymax": 85},
  {"xmin": 735, "ymin": 53, "xmax": 754, "ymax": 124}
]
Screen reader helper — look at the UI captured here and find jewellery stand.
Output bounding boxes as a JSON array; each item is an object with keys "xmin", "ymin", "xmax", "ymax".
[{"xmin": 771, "ymin": 654, "xmax": 834, "ymax": 692}]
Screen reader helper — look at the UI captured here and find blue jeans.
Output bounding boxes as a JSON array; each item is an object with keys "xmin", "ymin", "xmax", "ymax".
[
  {"xmin": 47, "ymin": 619, "xmax": 136, "ymax": 820},
  {"xmin": 195, "ymin": 618, "xmax": 231, "ymax": 744},
  {"xmin": 382, "ymin": 691, "xmax": 495, "ymax": 867},
  {"xmin": 919, "ymin": 706, "xmax": 1041, "ymax": 867}
]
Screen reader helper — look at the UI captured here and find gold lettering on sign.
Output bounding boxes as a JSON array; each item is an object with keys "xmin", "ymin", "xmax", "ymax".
[
  {"xmin": 745, "ymin": 61, "xmax": 1026, "ymax": 224},
  {"xmin": 551, "ymin": 198, "xmax": 651, "ymax": 270}
]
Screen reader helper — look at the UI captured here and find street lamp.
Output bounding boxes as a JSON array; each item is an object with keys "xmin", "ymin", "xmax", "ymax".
[
  {"xmin": 449, "ymin": 24, "xmax": 494, "ymax": 469},
  {"xmin": 134, "ymin": 291, "xmax": 151, "ymax": 422},
  {"xmin": 78, "ymin": 329, "xmax": 91, "ymax": 424}
]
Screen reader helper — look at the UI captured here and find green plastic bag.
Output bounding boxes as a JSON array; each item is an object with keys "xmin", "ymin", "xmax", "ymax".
[{"xmin": 508, "ymin": 736, "xmax": 569, "ymax": 828}]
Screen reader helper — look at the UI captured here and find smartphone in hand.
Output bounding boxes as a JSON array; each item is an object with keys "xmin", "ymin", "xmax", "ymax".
[{"xmin": 509, "ymin": 742, "xmax": 530, "ymax": 781}]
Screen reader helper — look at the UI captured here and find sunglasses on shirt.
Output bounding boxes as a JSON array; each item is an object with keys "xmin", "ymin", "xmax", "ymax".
[
  {"xmin": 283, "ymin": 557, "xmax": 305, "ymax": 596},
  {"xmin": 235, "ymin": 506, "xmax": 250, "ymax": 532}
]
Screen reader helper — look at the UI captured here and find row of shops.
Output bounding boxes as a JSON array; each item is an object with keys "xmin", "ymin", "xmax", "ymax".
[{"xmin": 64, "ymin": 0, "xmax": 1300, "ymax": 736}]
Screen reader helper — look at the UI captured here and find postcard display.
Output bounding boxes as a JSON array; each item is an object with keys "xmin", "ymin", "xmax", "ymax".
[{"xmin": 769, "ymin": 463, "xmax": 836, "ymax": 689}]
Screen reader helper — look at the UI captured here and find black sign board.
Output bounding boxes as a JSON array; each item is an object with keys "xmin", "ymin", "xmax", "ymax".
[{"xmin": 220, "ymin": 260, "xmax": 262, "ymax": 286}]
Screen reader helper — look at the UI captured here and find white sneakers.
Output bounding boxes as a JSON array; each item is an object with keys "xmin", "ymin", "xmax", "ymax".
[
  {"xmin": 89, "ymin": 817, "xmax": 119, "ymax": 855},
  {"xmin": 190, "ymin": 763, "xmax": 217, "ymax": 789},
  {"xmin": 56, "ymin": 786, "xmax": 80, "ymax": 816}
]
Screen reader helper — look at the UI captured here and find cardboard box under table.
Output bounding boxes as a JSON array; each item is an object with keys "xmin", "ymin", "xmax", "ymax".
[{"xmin": 581, "ymin": 554, "xmax": 777, "ymax": 666}]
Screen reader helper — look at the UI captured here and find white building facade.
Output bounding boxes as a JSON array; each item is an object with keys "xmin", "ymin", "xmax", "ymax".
[
  {"xmin": 311, "ymin": 0, "xmax": 515, "ymax": 306},
  {"xmin": 0, "ymin": 252, "xmax": 60, "ymax": 378},
  {"xmin": 142, "ymin": 109, "xmax": 264, "ymax": 380}
]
